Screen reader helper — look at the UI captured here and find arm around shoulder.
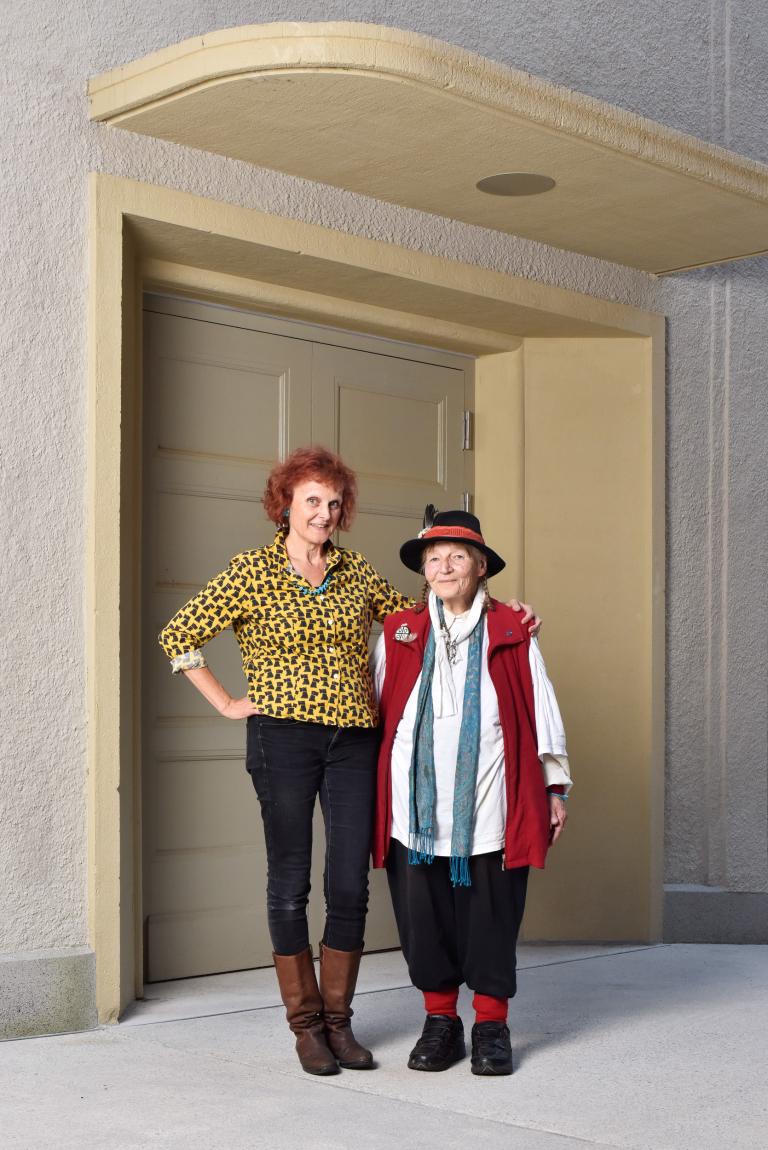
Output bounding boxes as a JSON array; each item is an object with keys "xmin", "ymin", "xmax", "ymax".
[{"xmin": 363, "ymin": 558, "xmax": 414, "ymax": 623}]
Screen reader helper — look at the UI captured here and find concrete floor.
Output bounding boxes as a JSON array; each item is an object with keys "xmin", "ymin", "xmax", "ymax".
[{"xmin": 1, "ymin": 944, "xmax": 766, "ymax": 1150}]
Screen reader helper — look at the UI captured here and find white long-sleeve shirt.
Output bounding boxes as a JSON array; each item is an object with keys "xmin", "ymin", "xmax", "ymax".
[{"xmin": 371, "ymin": 617, "xmax": 571, "ymax": 856}]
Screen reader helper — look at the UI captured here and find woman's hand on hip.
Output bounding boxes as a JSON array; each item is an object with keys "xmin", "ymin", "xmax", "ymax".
[
  {"xmin": 182, "ymin": 666, "xmax": 260, "ymax": 719},
  {"xmin": 548, "ymin": 795, "xmax": 568, "ymax": 844},
  {"xmin": 220, "ymin": 695, "xmax": 262, "ymax": 720},
  {"xmin": 506, "ymin": 599, "xmax": 542, "ymax": 637}
]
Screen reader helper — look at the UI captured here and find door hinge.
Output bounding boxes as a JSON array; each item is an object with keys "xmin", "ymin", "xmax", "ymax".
[
  {"xmin": 462, "ymin": 410, "xmax": 474, "ymax": 451},
  {"xmin": 462, "ymin": 491, "xmax": 473, "ymax": 513}
]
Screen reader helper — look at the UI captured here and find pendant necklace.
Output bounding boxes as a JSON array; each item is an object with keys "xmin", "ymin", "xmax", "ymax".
[{"xmin": 440, "ymin": 618, "xmax": 459, "ymax": 665}]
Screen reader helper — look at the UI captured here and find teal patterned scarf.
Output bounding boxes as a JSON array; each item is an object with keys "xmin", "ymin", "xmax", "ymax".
[{"xmin": 408, "ymin": 600, "xmax": 484, "ymax": 886}]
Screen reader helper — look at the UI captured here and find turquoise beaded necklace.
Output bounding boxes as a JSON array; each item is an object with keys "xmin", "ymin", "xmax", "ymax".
[
  {"xmin": 284, "ymin": 538, "xmax": 334, "ymax": 596},
  {"xmin": 287, "ymin": 565, "xmax": 334, "ymax": 596}
]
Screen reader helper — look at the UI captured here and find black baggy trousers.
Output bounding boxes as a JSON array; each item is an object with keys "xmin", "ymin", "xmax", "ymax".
[{"xmin": 386, "ymin": 838, "xmax": 529, "ymax": 999}]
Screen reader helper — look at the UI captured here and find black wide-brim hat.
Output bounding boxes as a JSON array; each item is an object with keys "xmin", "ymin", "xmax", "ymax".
[{"xmin": 399, "ymin": 507, "xmax": 506, "ymax": 578}]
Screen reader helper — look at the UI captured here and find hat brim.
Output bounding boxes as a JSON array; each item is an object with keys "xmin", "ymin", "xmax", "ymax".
[{"xmin": 399, "ymin": 536, "xmax": 506, "ymax": 578}]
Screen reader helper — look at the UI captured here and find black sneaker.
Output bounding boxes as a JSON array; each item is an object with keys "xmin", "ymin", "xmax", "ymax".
[
  {"xmin": 407, "ymin": 1014, "xmax": 466, "ymax": 1071},
  {"xmin": 470, "ymin": 1021, "xmax": 513, "ymax": 1076}
]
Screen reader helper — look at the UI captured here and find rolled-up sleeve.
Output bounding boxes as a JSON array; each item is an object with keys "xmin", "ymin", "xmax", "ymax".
[
  {"xmin": 169, "ymin": 649, "xmax": 208, "ymax": 675},
  {"xmin": 529, "ymin": 638, "xmax": 573, "ymax": 792},
  {"xmin": 158, "ymin": 558, "xmax": 248, "ymax": 671}
]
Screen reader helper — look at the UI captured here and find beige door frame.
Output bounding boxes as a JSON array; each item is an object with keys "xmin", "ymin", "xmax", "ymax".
[{"xmin": 88, "ymin": 173, "xmax": 665, "ymax": 1022}]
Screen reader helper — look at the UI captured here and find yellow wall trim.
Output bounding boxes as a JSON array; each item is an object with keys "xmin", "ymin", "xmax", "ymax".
[{"xmin": 88, "ymin": 173, "xmax": 664, "ymax": 1021}]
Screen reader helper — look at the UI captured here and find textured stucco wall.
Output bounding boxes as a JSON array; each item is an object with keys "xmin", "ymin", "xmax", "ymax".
[
  {"xmin": 1, "ymin": 1, "xmax": 766, "ymax": 958},
  {"xmin": 663, "ymin": 259, "xmax": 768, "ymax": 895},
  {"xmin": 655, "ymin": 0, "xmax": 768, "ymax": 906}
]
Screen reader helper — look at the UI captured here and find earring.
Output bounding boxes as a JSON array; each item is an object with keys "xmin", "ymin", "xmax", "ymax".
[{"xmin": 283, "ymin": 508, "xmax": 290, "ymax": 519}]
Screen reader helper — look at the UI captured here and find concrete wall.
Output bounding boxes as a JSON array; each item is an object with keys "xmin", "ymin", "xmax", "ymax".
[{"xmin": 1, "ymin": 1, "xmax": 766, "ymax": 1032}]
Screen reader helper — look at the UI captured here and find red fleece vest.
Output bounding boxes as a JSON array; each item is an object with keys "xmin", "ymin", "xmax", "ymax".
[{"xmin": 373, "ymin": 601, "xmax": 551, "ymax": 870}]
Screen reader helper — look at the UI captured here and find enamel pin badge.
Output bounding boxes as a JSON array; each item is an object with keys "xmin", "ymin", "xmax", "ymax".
[{"xmin": 394, "ymin": 623, "xmax": 418, "ymax": 643}]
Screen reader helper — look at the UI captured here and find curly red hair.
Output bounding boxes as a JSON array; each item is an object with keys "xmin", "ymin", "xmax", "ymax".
[{"xmin": 263, "ymin": 446, "xmax": 358, "ymax": 531}]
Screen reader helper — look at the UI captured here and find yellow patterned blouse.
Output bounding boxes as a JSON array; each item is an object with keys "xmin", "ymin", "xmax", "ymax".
[{"xmin": 158, "ymin": 530, "xmax": 412, "ymax": 727}]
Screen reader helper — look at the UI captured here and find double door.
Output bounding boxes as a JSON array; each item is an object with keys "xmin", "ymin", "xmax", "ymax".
[{"xmin": 142, "ymin": 298, "xmax": 472, "ymax": 980}]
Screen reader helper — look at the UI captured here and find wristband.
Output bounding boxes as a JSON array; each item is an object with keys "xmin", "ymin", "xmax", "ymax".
[{"xmin": 547, "ymin": 790, "xmax": 568, "ymax": 800}]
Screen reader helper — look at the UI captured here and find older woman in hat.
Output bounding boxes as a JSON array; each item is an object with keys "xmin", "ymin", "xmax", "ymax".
[
  {"xmin": 159, "ymin": 450, "xmax": 541, "ymax": 1077},
  {"xmin": 372, "ymin": 508, "xmax": 571, "ymax": 1076}
]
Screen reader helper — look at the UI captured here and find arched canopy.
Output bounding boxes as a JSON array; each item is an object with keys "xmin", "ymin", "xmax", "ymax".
[{"xmin": 89, "ymin": 22, "xmax": 768, "ymax": 273}]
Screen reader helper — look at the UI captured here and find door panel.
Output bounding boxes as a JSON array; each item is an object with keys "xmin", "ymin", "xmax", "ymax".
[
  {"xmin": 143, "ymin": 305, "xmax": 471, "ymax": 980},
  {"xmin": 311, "ymin": 342, "xmax": 468, "ymax": 945},
  {"xmin": 339, "ymin": 388, "xmax": 443, "ymax": 482},
  {"xmin": 143, "ymin": 310, "xmax": 313, "ymax": 980},
  {"xmin": 348, "ymin": 511, "xmax": 425, "ymax": 603},
  {"xmin": 312, "ymin": 343, "xmax": 466, "ymax": 518},
  {"xmin": 153, "ymin": 491, "xmax": 265, "ymax": 589}
]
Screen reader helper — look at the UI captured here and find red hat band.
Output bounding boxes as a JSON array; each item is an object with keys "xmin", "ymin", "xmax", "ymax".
[{"xmin": 419, "ymin": 525, "xmax": 486, "ymax": 546}]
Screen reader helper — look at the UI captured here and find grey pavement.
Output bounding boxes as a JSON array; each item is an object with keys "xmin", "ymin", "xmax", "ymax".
[{"xmin": 1, "ymin": 944, "xmax": 766, "ymax": 1150}]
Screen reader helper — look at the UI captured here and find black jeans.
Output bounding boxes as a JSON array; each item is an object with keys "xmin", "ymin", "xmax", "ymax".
[{"xmin": 246, "ymin": 715, "xmax": 378, "ymax": 956}]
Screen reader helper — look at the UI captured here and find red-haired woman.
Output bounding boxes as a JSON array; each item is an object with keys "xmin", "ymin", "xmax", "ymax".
[{"xmin": 159, "ymin": 446, "xmax": 539, "ymax": 1076}]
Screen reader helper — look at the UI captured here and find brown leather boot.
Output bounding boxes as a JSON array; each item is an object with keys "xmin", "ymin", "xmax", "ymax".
[
  {"xmin": 319, "ymin": 943, "xmax": 374, "ymax": 1069},
  {"xmin": 273, "ymin": 948, "xmax": 339, "ymax": 1075}
]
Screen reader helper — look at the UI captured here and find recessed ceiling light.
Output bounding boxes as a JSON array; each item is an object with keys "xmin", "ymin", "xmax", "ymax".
[{"xmin": 476, "ymin": 173, "xmax": 556, "ymax": 196}]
